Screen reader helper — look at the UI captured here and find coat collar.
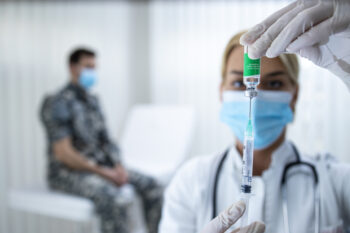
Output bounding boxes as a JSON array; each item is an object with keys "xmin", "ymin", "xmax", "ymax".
[{"xmin": 228, "ymin": 140, "xmax": 297, "ymax": 178}]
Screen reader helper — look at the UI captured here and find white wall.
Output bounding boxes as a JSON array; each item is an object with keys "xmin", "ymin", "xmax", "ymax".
[
  {"xmin": 149, "ymin": 0, "xmax": 350, "ymax": 161},
  {"xmin": 0, "ymin": 1, "xmax": 150, "ymax": 233}
]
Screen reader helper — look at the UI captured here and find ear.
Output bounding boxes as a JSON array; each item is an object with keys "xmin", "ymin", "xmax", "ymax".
[
  {"xmin": 70, "ymin": 64, "xmax": 81, "ymax": 83},
  {"xmin": 290, "ymin": 84, "xmax": 299, "ymax": 113}
]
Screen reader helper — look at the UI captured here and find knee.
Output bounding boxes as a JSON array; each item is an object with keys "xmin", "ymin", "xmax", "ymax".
[
  {"xmin": 142, "ymin": 179, "xmax": 164, "ymax": 197},
  {"xmin": 93, "ymin": 192, "xmax": 116, "ymax": 214},
  {"xmin": 146, "ymin": 182, "xmax": 164, "ymax": 200},
  {"xmin": 94, "ymin": 193, "xmax": 131, "ymax": 219}
]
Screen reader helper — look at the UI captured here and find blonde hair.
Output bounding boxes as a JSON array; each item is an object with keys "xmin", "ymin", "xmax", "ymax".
[{"xmin": 221, "ymin": 31, "xmax": 299, "ymax": 85}]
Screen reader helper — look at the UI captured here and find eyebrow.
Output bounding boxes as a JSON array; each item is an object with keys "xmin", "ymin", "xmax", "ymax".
[
  {"xmin": 230, "ymin": 70, "xmax": 243, "ymax": 76},
  {"xmin": 262, "ymin": 71, "xmax": 287, "ymax": 79}
]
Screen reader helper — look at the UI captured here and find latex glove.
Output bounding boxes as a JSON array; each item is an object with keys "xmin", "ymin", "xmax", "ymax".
[
  {"xmin": 201, "ymin": 201, "xmax": 265, "ymax": 233},
  {"xmin": 240, "ymin": 0, "xmax": 350, "ymax": 89}
]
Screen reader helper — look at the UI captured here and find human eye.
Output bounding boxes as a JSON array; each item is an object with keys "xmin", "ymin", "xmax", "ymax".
[
  {"xmin": 268, "ymin": 80, "xmax": 283, "ymax": 89},
  {"xmin": 259, "ymin": 79, "xmax": 284, "ymax": 90}
]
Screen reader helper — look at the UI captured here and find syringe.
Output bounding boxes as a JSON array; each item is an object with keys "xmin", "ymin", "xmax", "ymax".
[{"xmin": 240, "ymin": 46, "xmax": 260, "ymax": 228}]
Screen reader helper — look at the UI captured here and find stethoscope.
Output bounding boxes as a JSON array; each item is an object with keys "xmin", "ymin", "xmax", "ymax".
[{"xmin": 212, "ymin": 142, "xmax": 320, "ymax": 233}]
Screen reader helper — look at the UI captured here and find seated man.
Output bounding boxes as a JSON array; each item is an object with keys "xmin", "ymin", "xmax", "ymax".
[{"xmin": 40, "ymin": 48, "xmax": 162, "ymax": 233}]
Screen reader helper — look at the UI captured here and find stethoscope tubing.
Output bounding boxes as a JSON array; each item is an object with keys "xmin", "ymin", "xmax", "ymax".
[{"xmin": 212, "ymin": 142, "xmax": 320, "ymax": 233}]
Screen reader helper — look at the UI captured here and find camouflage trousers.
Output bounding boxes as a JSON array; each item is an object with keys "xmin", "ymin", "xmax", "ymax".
[{"xmin": 49, "ymin": 169, "xmax": 163, "ymax": 233}]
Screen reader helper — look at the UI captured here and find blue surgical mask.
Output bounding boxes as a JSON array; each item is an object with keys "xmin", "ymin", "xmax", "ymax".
[
  {"xmin": 79, "ymin": 68, "xmax": 97, "ymax": 89},
  {"xmin": 220, "ymin": 90, "xmax": 294, "ymax": 149}
]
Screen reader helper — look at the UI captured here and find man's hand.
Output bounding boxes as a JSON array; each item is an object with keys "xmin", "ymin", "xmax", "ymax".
[
  {"xmin": 96, "ymin": 164, "xmax": 129, "ymax": 187},
  {"xmin": 114, "ymin": 164, "xmax": 129, "ymax": 186},
  {"xmin": 201, "ymin": 201, "xmax": 265, "ymax": 233},
  {"xmin": 53, "ymin": 137, "xmax": 129, "ymax": 186},
  {"xmin": 96, "ymin": 167, "xmax": 120, "ymax": 185}
]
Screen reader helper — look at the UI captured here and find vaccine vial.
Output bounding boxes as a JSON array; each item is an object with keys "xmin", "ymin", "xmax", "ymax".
[{"xmin": 243, "ymin": 46, "xmax": 261, "ymax": 98}]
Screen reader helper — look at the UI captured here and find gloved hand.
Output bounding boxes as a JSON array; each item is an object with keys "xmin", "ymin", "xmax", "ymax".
[
  {"xmin": 201, "ymin": 201, "xmax": 265, "ymax": 233},
  {"xmin": 240, "ymin": 0, "xmax": 350, "ymax": 89}
]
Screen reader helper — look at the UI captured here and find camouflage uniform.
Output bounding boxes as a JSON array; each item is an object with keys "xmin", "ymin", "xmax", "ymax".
[{"xmin": 40, "ymin": 83, "xmax": 162, "ymax": 233}]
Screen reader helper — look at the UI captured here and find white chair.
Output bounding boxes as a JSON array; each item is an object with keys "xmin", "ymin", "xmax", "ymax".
[
  {"xmin": 7, "ymin": 104, "xmax": 195, "ymax": 233},
  {"xmin": 120, "ymin": 104, "xmax": 195, "ymax": 185},
  {"xmin": 8, "ymin": 184, "xmax": 146, "ymax": 233},
  {"xmin": 8, "ymin": 186, "xmax": 99, "ymax": 233}
]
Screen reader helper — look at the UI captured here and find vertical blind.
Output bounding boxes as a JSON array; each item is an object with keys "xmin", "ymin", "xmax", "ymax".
[{"xmin": 0, "ymin": 2, "xmax": 134, "ymax": 232}]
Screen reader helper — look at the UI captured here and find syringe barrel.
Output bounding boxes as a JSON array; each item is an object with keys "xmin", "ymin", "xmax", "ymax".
[{"xmin": 241, "ymin": 134, "xmax": 254, "ymax": 193}]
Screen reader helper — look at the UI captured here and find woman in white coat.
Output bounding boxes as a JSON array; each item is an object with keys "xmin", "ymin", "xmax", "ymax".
[{"xmin": 159, "ymin": 29, "xmax": 350, "ymax": 233}]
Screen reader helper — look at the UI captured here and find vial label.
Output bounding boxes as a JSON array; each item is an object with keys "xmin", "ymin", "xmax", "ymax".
[{"xmin": 244, "ymin": 53, "xmax": 260, "ymax": 76}]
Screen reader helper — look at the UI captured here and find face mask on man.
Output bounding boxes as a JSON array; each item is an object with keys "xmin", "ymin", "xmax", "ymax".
[
  {"xmin": 220, "ymin": 90, "xmax": 294, "ymax": 150},
  {"xmin": 79, "ymin": 68, "xmax": 97, "ymax": 90}
]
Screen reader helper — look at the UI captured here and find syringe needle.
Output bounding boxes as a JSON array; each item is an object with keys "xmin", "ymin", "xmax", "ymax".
[{"xmin": 248, "ymin": 96, "xmax": 252, "ymax": 120}]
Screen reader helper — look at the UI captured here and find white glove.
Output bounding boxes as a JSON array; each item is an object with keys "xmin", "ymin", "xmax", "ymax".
[
  {"xmin": 240, "ymin": 0, "xmax": 350, "ymax": 89},
  {"xmin": 201, "ymin": 201, "xmax": 265, "ymax": 233}
]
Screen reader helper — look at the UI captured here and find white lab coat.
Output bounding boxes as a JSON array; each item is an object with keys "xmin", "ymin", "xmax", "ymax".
[{"xmin": 159, "ymin": 141, "xmax": 350, "ymax": 233}]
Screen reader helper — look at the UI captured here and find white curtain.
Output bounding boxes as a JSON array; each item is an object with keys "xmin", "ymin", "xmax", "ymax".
[{"xmin": 0, "ymin": 2, "xmax": 145, "ymax": 233}]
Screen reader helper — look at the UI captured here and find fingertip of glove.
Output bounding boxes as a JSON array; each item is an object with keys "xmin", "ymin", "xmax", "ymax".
[
  {"xmin": 236, "ymin": 200, "xmax": 246, "ymax": 214},
  {"xmin": 253, "ymin": 221, "xmax": 266, "ymax": 232},
  {"xmin": 241, "ymin": 24, "xmax": 265, "ymax": 44},
  {"xmin": 240, "ymin": 34, "xmax": 252, "ymax": 46},
  {"xmin": 248, "ymin": 49, "xmax": 262, "ymax": 59},
  {"xmin": 252, "ymin": 221, "xmax": 265, "ymax": 233},
  {"xmin": 228, "ymin": 200, "xmax": 246, "ymax": 217},
  {"xmin": 265, "ymin": 49, "xmax": 279, "ymax": 58},
  {"xmin": 286, "ymin": 44, "xmax": 298, "ymax": 53},
  {"xmin": 240, "ymin": 221, "xmax": 266, "ymax": 233}
]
